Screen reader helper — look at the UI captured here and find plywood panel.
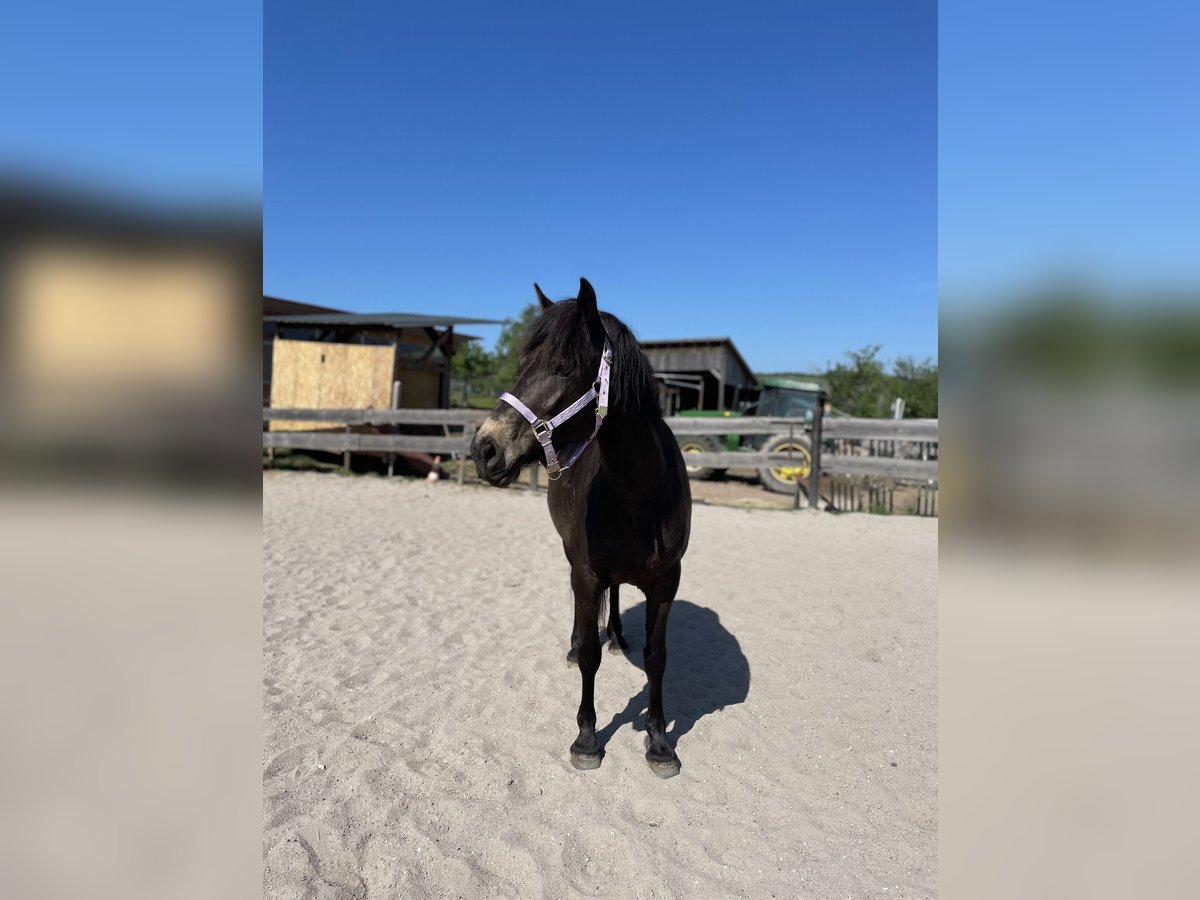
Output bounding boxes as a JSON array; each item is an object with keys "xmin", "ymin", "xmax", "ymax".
[{"xmin": 269, "ymin": 338, "xmax": 395, "ymax": 431}]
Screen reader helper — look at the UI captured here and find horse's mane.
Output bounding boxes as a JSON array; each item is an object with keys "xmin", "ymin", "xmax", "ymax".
[
  {"xmin": 523, "ymin": 302, "xmax": 660, "ymax": 419},
  {"xmin": 599, "ymin": 311, "xmax": 660, "ymax": 419}
]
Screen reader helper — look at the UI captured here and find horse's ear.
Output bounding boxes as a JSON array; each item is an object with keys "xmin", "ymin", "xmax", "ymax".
[
  {"xmin": 577, "ymin": 277, "xmax": 600, "ymax": 328},
  {"xmin": 533, "ymin": 283, "xmax": 554, "ymax": 311}
]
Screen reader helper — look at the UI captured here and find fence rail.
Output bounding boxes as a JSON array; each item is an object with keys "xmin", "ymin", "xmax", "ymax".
[
  {"xmin": 824, "ymin": 417, "xmax": 938, "ymax": 441},
  {"xmin": 263, "ymin": 432, "xmax": 469, "ymax": 454},
  {"xmin": 264, "ymin": 408, "xmax": 488, "ymax": 426},
  {"xmin": 262, "ymin": 407, "xmax": 939, "ymax": 505}
]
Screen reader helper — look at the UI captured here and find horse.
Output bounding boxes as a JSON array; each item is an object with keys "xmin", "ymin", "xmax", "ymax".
[{"xmin": 470, "ymin": 278, "xmax": 692, "ymax": 777}]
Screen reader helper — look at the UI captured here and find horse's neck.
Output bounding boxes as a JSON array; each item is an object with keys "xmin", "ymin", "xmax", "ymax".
[{"xmin": 594, "ymin": 413, "xmax": 661, "ymax": 491}]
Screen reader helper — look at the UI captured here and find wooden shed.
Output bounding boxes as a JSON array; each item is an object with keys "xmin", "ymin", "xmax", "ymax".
[
  {"xmin": 640, "ymin": 337, "xmax": 758, "ymax": 414},
  {"xmin": 263, "ymin": 297, "xmax": 500, "ymax": 429}
]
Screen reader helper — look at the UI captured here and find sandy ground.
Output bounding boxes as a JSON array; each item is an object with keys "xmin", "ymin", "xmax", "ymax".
[{"xmin": 263, "ymin": 471, "xmax": 937, "ymax": 899}]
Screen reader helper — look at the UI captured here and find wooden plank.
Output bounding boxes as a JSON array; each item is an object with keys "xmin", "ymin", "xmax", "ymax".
[
  {"xmin": 664, "ymin": 416, "xmax": 809, "ymax": 435},
  {"xmin": 263, "ymin": 432, "xmax": 469, "ymax": 454},
  {"xmin": 673, "ymin": 451, "xmax": 937, "ymax": 480},
  {"xmin": 824, "ymin": 418, "xmax": 939, "ymax": 441},
  {"xmin": 264, "ymin": 408, "xmax": 489, "ymax": 426},
  {"xmin": 664, "ymin": 451, "xmax": 825, "ymax": 468},
  {"xmin": 262, "ymin": 408, "xmax": 936, "ymax": 441},
  {"xmin": 822, "ymin": 456, "xmax": 938, "ymax": 480},
  {"xmin": 667, "ymin": 416, "xmax": 937, "ymax": 440},
  {"xmin": 263, "ymin": 439, "xmax": 934, "ymax": 481},
  {"xmin": 265, "ymin": 408, "xmax": 939, "ymax": 442}
]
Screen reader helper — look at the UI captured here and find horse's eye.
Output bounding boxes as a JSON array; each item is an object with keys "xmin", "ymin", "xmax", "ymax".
[{"xmin": 554, "ymin": 364, "xmax": 572, "ymax": 377}]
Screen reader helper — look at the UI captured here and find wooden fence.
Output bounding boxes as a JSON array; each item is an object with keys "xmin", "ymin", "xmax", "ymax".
[{"xmin": 263, "ymin": 406, "xmax": 939, "ymax": 511}]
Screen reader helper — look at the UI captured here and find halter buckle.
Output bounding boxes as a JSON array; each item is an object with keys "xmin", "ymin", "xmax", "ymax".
[{"xmin": 532, "ymin": 420, "xmax": 553, "ymax": 444}]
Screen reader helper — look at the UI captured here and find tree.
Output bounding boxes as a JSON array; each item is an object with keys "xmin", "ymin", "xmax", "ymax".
[
  {"xmin": 824, "ymin": 345, "xmax": 893, "ymax": 418},
  {"xmin": 823, "ymin": 346, "xmax": 938, "ymax": 418},
  {"xmin": 892, "ymin": 356, "xmax": 939, "ymax": 418},
  {"xmin": 493, "ymin": 302, "xmax": 540, "ymax": 387},
  {"xmin": 450, "ymin": 339, "xmax": 495, "ymax": 406},
  {"xmin": 447, "ymin": 302, "xmax": 540, "ymax": 407}
]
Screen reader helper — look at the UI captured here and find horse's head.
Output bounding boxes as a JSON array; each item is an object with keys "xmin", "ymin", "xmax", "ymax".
[{"xmin": 471, "ymin": 278, "xmax": 609, "ymax": 487}]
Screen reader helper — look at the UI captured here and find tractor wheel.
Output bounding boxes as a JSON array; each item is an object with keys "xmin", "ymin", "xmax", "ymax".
[
  {"xmin": 678, "ymin": 435, "xmax": 722, "ymax": 480},
  {"xmin": 758, "ymin": 433, "xmax": 812, "ymax": 494}
]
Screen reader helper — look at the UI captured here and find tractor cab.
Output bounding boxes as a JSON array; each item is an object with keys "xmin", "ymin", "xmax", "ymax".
[{"xmin": 741, "ymin": 377, "xmax": 825, "ymax": 421}]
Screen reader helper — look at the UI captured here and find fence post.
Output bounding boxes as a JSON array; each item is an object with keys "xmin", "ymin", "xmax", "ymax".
[
  {"xmin": 807, "ymin": 401, "xmax": 823, "ymax": 510},
  {"xmin": 529, "ymin": 464, "xmax": 539, "ymax": 493},
  {"xmin": 458, "ymin": 426, "xmax": 473, "ymax": 486}
]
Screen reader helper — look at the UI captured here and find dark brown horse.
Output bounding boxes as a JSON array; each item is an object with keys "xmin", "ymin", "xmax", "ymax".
[{"xmin": 470, "ymin": 278, "xmax": 691, "ymax": 777}]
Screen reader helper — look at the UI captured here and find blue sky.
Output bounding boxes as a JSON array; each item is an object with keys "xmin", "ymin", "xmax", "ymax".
[
  {"xmin": 265, "ymin": 2, "xmax": 937, "ymax": 373},
  {"xmin": 0, "ymin": 1, "xmax": 261, "ymax": 205},
  {"xmin": 940, "ymin": 1, "xmax": 1200, "ymax": 301},
  {"xmin": 6, "ymin": 3, "xmax": 1196, "ymax": 373}
]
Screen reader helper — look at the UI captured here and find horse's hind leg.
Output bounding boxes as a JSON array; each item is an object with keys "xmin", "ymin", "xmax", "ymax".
[
  {"xmin": 568, "ymin": 567, "xmax": 605, "ymax": 770},
  {"xmin": 606, "ymin": 584, "xmax": 629, "ymax": 654},
  {"xmin": 642, "ymin": 562, "xmax": 682, "ymax": 778}
]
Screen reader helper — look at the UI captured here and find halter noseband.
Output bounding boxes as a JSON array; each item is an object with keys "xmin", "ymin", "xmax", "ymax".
[{"xmin": 499, "ymin": 341, "xmax": 612, "ymax": 480}]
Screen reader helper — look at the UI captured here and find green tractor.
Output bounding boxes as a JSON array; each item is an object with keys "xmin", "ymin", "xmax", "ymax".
[{"xmin": 676, "ymin": 377, "xmax": 825, "ymax": 494}]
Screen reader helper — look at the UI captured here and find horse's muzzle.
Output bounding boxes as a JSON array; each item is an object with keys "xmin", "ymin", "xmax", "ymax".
[{"xmin": 470, "ymin": 432, "xmax": 521, "ymax": 487}]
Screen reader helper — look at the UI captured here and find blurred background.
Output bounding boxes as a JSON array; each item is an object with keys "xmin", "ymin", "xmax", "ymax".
[
  {"xmin": 940, "ymin": 2, "xmax": 1200, "ymax": 897},
  {"xmin": 1, "ymin": 0, "xmax": 1197, "ymax": 898},
  {"xmin": 0, "ymin": 3, "xmax": 262, "ymax": 899}
]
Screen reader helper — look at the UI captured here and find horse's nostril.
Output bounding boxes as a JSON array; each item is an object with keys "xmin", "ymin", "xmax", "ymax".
[{"xmin": 478, "ymin": 437, "xmax": 498, "ymax": 463}]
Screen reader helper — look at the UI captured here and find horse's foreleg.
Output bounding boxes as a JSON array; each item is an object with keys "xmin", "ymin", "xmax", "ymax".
[
  {"xmin": 567, "ymin": 619, "xmax": 581, "ymax": 665},
  {"xmin": 606, "ymin": 584, "xmax": 629, "ymax": 654},
  {"xmin": 643, "ymin": 562, "xmax": 682, "ymax": 778},
  {"xmin": 568, "ymin": 567, "xmax": 604, "ymax": 770}
]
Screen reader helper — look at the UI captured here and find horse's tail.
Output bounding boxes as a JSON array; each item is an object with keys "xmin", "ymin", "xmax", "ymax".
[
  {"xmin": 597, "ymin": 584, "xmax": 609, "ymax": 631},
  {"xmin": 598, "ymin": 583, "xmax": 620, "ymax": 632}
]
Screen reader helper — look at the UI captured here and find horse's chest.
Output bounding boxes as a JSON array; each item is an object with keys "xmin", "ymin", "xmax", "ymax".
[{"xmin": 550, "ymin": 494, "xmax": 664, "ymax": 573}]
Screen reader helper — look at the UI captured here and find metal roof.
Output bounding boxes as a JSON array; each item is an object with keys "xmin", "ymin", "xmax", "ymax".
[
  {"xmin": 758, "ymin": 375, "xmax": 826, "ymax": 394},
  {"xmin": 264, "ymin": 312, "xmax": 504, "ymax": 328},
  {"xmin": 640, "ymin": 337, "xmax": 738, "ymax": 347},
  {"xmin": 263, "ymin": 295, "xmax": 347, "ymax": 317}
]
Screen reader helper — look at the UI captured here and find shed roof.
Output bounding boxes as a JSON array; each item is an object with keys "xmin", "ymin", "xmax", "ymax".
[
  {"xmin": 264, "ymin": 311, "xmax": 504, "ymax": 328},
  {"xmin": 263, "ymin": 295, "xmax": 347, "ymax": 317},
  {"xmin": 639, "ymin": 337, "xmax": 756, "ymax": 387}
]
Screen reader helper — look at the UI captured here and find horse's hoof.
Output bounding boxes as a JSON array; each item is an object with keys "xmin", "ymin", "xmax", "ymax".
[
  {"xmin": 566, "ymin": 648, "xmax": 579, "ymax": 667},
  {"xmin": 606, "ymin": 641, "xmax": 627, "ymax": 655},
  {"xmin": 646, "ymin": 756, "xmax": 681, "ymax": 779},
  {"xmin": 569, "ymin": 750, "xmax": 602, "ymax": 771},
  {"xmin": 644, "ymin": 735, "xmax": 680, "ymax": 778}
]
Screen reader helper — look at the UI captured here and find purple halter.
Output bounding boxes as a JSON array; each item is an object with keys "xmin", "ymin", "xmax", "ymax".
[{"xmin": 499, "ymin": 341, "xmax": 612, "ymax": 480}]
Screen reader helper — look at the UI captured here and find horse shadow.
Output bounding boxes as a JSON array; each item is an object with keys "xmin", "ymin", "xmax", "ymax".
[{"xmin": 596, "ymin": 598, "xmax": 750, "ymax": 752}]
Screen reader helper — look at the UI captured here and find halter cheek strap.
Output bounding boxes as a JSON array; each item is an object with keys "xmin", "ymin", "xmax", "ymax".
[{"xmin": 499, "ymin": 341, "xmax": 612, "ymax": 480}]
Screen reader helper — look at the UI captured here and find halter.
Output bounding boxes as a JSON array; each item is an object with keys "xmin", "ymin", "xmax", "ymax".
[{"xmin": 499, "ymin": 341, "xmax": 612, "ymax": 480}]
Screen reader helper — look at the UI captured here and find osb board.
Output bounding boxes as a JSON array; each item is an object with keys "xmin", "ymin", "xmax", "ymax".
[{"xmin": 269, "ymin": 338, "xmax": 395, "ymax": 431}]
